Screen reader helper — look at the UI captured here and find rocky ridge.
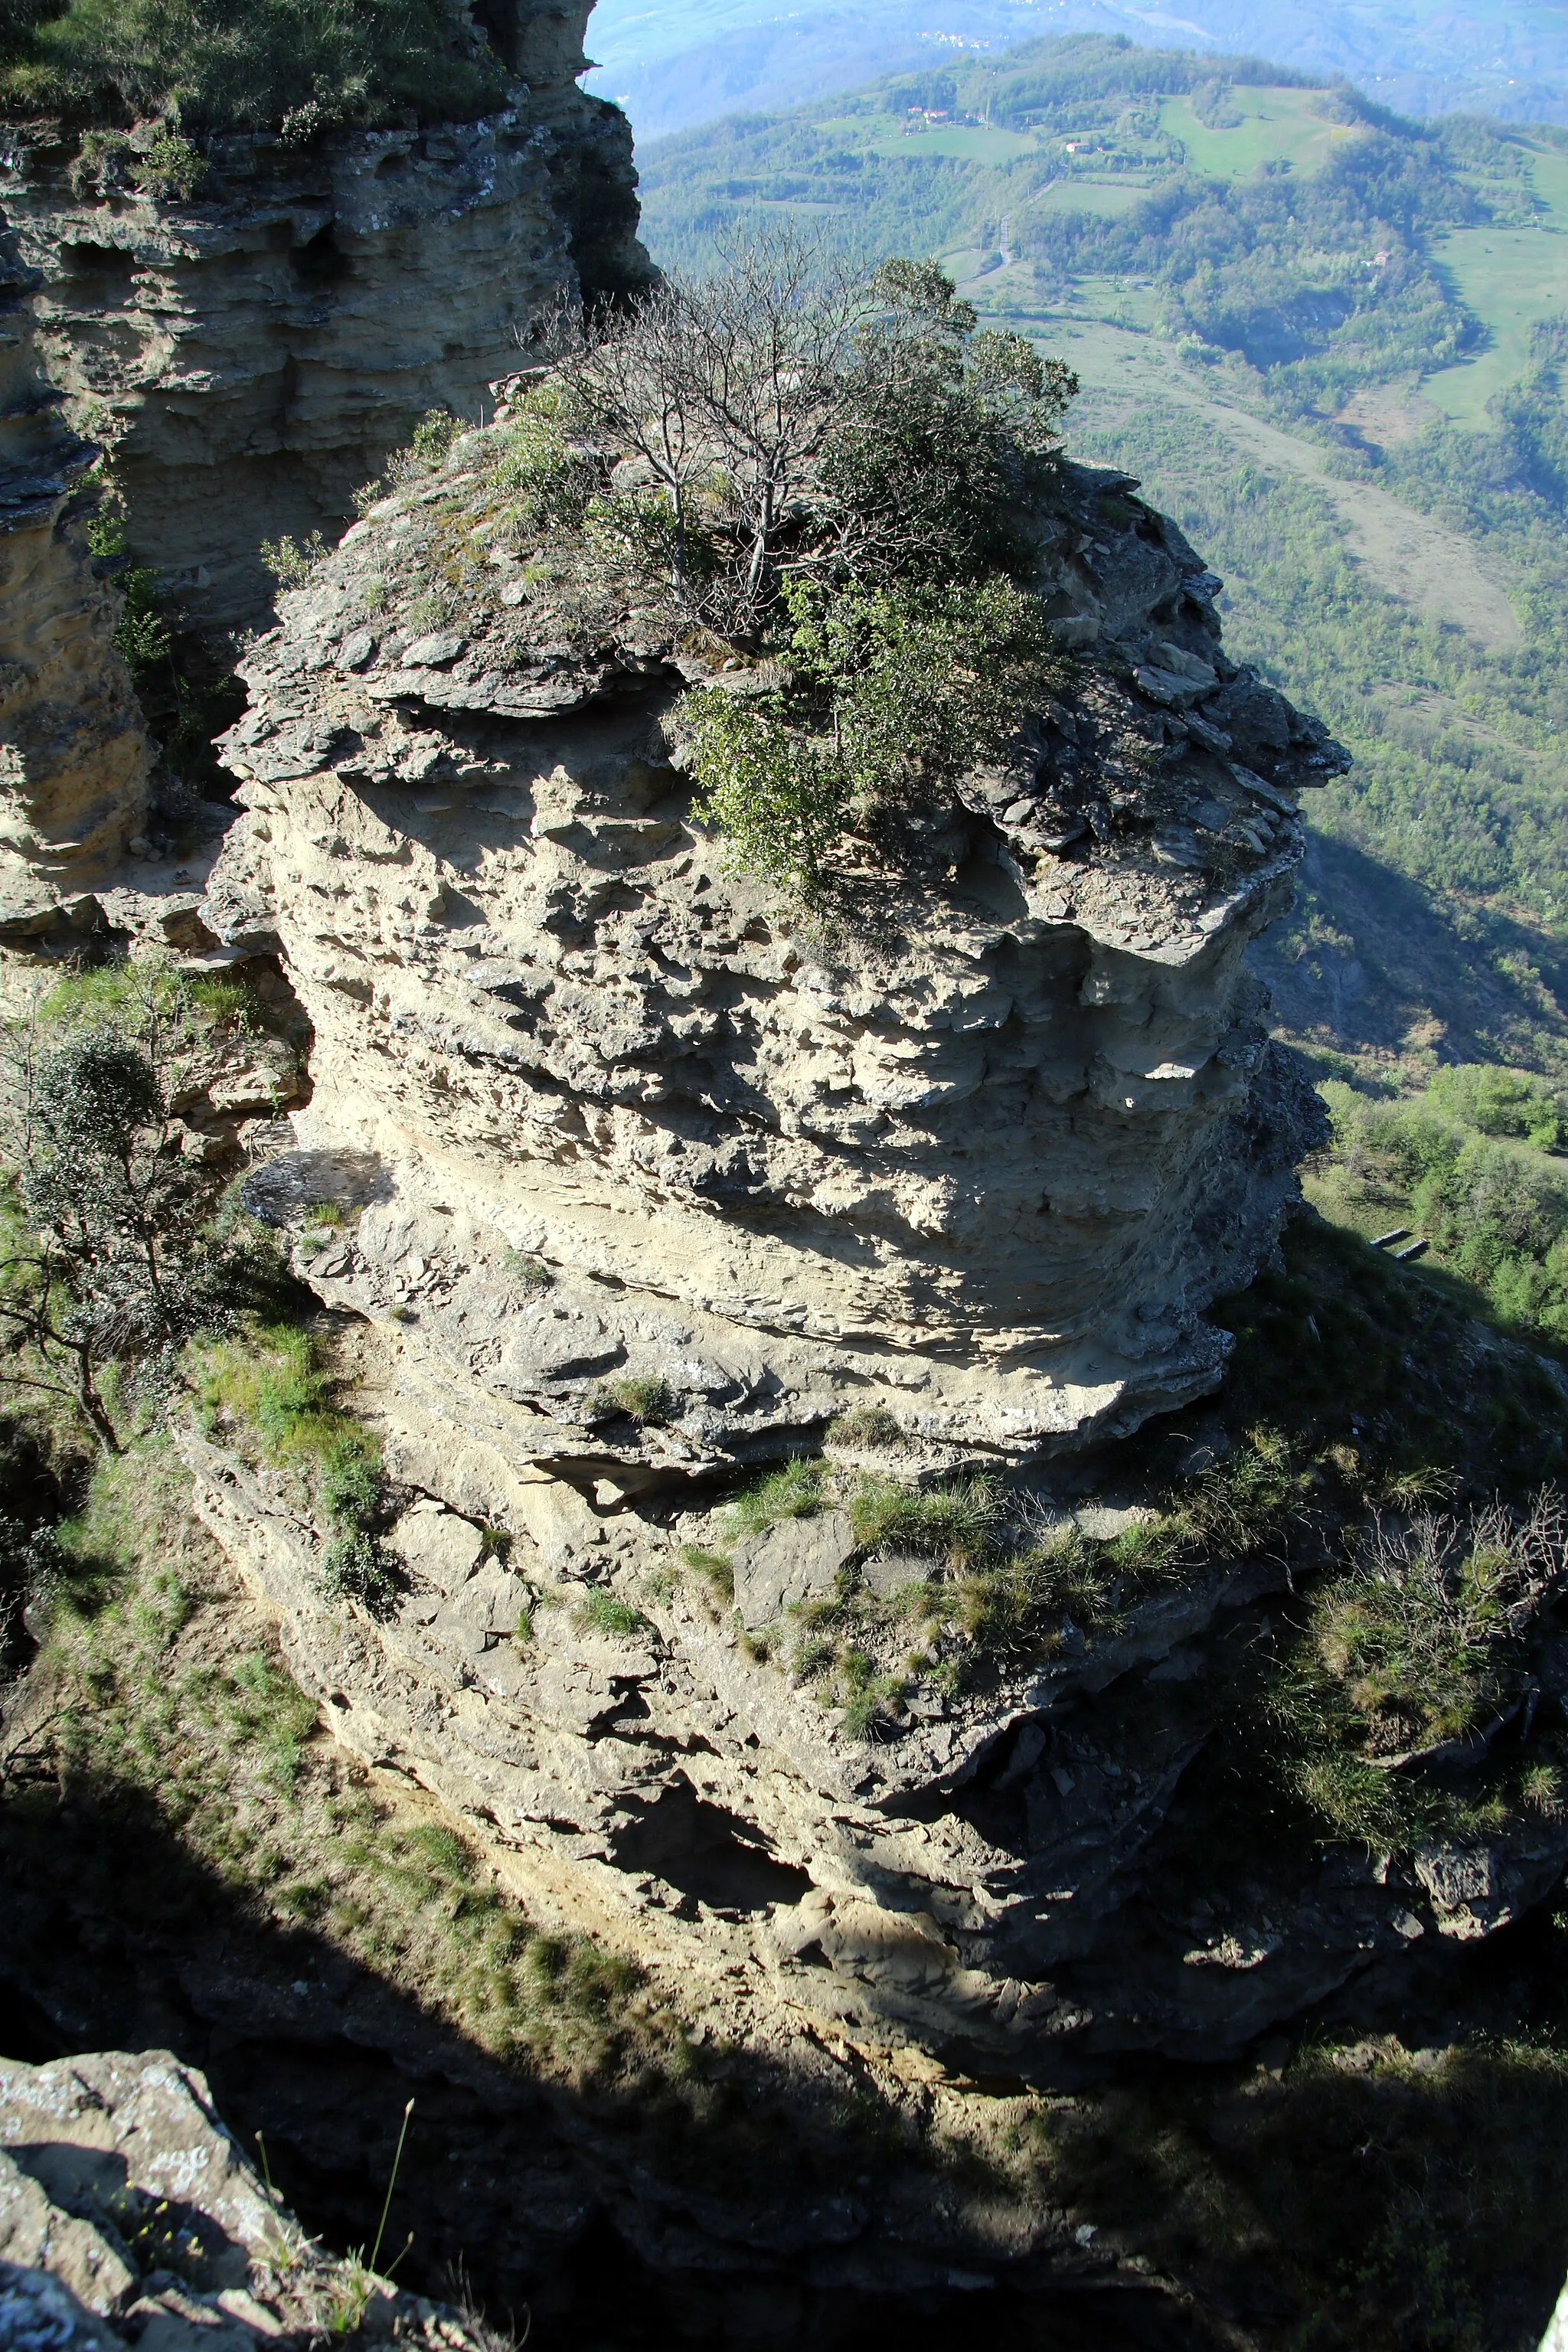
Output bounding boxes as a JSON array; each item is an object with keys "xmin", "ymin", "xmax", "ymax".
[
  {"xmin": 159, "ymin": 411, "xmax": 1504, "ymax": 2070},
  {"xmin": 0, "ymin": 3, "xmax": 648, "ymax": 626},
  {"xmin": 0, "ymin": 206, "xmax": 149, "ymax": 919}
]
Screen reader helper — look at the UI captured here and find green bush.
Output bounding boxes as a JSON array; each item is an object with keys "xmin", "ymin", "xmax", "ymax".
[
  {"xmin": 261, "ymin": 531, "xmax": 328, "ymax": 590},
  {"xmin": 1, "ymin": 0, "xmax": 507, "ymax": 134},
  {"xmin": 320, "ymin": 1527, "xmax": 396, "ymax": 1610},
  {"xmin": 684, "ymin": 577, "xmax": 1067, "ymax": 901},
  {"xmin": 1321, "ymin": 1077, "xmax": 1568, "ymax": 1344}
]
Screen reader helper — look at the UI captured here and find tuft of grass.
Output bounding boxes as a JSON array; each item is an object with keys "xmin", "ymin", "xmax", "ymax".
[
  {"xmin": 1306, "ymin": 1492, "xmax": 1566, "ymax": 1759},
  {"xmin": 826, "ymin": 1405, "xmax": 903, "ymax": 1450},
  {"xmin": 502, "ymin": 1246, "xmax": 551, "ymax": 1290},
  {"xmin": 848, "ymin": 1472, "xmax": 1003, "ymax": 1570},
  {"xmin": 586, "ymin": 1374, "xmax": 678, "ymax": 1426},
  {"xmin": 194, "ymin": 1325, "xmax": 390, "ymax": 1609},
  {"xmin": 577, "ymin": 1588, "xmax": 651, "ymax": 1639},
  {"xmin": 723, "ymin": 1459, "xmax": 825, "ymax": 1540},
  {"xmin": 18, "ymin": 1434, "xmax": 688, "ymax": 2092},
  {"xmin": 680, "ymin": 1544, "xmax": 735, "ymax": 1602}
]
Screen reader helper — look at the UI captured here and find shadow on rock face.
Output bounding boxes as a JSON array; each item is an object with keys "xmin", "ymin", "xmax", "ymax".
[
  {"xmin": 241, "ymin": 1149, "xmax": 392, "ymax": 1227},
  {"xmin": 608, "ymin": 1774, "xmax": 816, "ymax": 1914},
  {"xmin": 0, "ymin": 1774, "xmax": 1223, "ymax": 2352}
]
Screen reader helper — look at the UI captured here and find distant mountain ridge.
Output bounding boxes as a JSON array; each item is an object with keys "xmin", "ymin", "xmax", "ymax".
[{"xmin": 586, "ymin": 0, "xmax": 1568, "ymax": 137}]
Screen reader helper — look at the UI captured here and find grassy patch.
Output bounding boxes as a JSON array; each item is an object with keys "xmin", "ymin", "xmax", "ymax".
[
  {"xmin": 576, "ymin": 1588, "xmax": 652, "ymax": 1639},
  {"xmin": 16, "ymin": 1429, "xmax": 684, "ymax": 2087},
  {"xmin": 194, "ymin": 1325, "xmax": 394, "ymax": 1610},
  {"xmin": 721, "ymin": 1459, "xmax": 826, "ymax": 1540},
  {"xmin": 848, "ymin": 1471, "xmax": 1004, "ymax": 1568},
  {"xmin": 825, "ymin": 1405, "xmax": 903, "ymax": 1449},
  {"xmin": 586, "ymin": 1374, "xmax": 678, "ymax": 1427}
]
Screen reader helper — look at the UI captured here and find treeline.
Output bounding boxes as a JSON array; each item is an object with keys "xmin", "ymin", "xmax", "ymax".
[
  {"xmin": 1318, "ymin": 1070, "xmax": 1568, "ymax": 1344},
  {"xmin": 0, "ymin": 0, "xmax": 508, "ymax": 132}
]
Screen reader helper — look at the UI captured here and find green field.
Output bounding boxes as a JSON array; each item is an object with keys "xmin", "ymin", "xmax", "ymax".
[
  {"xmin": 1419, "ymin": 138, "xmax": 1568, "ymax": 424},
  {"xmin": 1159, "ymin": 87, "xmax": 1357, "ymax": 178},
  {"xmin": 1030, "ymin": 175, "xmax": 1154, "ymax": 215},
  {"xmin": 1424, "ymin": 223, "xmax": 1568, "ymax": 421},
  {"xmin": 867, "ymin": 122, "xmax": 1036, "ymax": 162}
]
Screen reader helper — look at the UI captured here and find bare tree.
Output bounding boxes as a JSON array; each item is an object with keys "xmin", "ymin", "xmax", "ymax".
[{"xmin": 531, "ymin": 227, "xmax": 874, "ymax": 627}]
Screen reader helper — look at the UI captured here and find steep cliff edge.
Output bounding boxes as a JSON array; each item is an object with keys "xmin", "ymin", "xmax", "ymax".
[
  {"xmin": 169, "ymin": 402, "xmax": 1449, "ymax": 2067},
  {"xmin": 0, "ymin": 205, "xmax": 149, "ymax": 914},
  {"xmin": 0, "ymin": 3, "xmax": 648, "ymax": 626},
  {"xmin": 207, "ymin": 428, "xmax": 1338, "ymax": 1466}
]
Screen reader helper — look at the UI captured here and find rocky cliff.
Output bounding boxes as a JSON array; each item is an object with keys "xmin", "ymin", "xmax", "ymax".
[
  {"xmin": 0, "ymin": 4, "xmax": 648, "ymax": 626},
  {"xmin": 162, "ymin": 409, "xmax": 1460, "ymax": 2069},
  {"xmin": 0, "ymin": 207, "xmax": 150, "ymax": 916}
]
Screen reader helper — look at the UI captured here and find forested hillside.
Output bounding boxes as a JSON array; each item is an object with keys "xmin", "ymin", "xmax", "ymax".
[
  {"xmin": 642, "ymin": 36, "xmax": 1568, "ymax": 1104},
  {"xmin": 587, "ymin": 0, "xmax": 1568, "ymax": 138}
]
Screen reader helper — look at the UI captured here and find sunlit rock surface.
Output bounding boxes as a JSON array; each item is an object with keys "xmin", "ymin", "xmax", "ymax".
[{"xmin": 0, "ymin": 206, "xmax": 150, "ymax": 918}]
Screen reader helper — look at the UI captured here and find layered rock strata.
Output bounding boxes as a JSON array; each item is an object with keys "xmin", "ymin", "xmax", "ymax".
[
  {"xmin": 0, "ymin": 207, "xmax": 150, "ymax": 916},
  {"xmin": 165, "ymin": 423, "xmax": 1458, "ymax": 2064},
  {"xmin": 190, "ymin": 1318, "xmax": 1568, "ymax": 2075},
  {"xmin": 0, "ymin": 2049, "xmax": 495, "ymax": 2352},
  {"xmin": 0, "ymin": 5, "xmax": 648, "ymax": 626},
  {"xmin": 207, "ymin": 438, "xmax": 1338, "ymax": 1465}
]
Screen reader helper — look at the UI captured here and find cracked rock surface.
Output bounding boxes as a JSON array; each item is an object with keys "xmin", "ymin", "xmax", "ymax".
[
  {"xmin": 0, "ymin": 206, "xmax": 150, "ymax": 918},
  {"xmin": 160, "ymin": 423, "xmax": 1491, "ymax": 2067},
  {"xmin": 0, "ymin": 2050, "xmax": 494, "ymax": 2352},
  {"xmin": 0, "ymin": 3, "xmax": 648, "ymax": 626}
]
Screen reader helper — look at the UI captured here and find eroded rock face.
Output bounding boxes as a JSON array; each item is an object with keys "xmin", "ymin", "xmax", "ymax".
[
  {"xmin": 0, "ymin": 8, "xmax": 648, "ymax": 625},
  {"xmin": 207, "ymin": 446, "xmax": 1336, "ymax": 1464},
  {"xmin": 0, "ymin": 208, "xmax": 150, "ymax": 915},
  {"xmin": 160, "ymin": 423, "xmax": 1445, "ymax": 2066}
]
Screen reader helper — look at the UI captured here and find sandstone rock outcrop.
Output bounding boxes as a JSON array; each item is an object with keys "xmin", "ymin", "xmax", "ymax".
[
  {"xmin": 0, "ymin": 2049, "xmax": 496, "ymax": 2352},
  {"xmin": 208, "ymin": 433, "xmax": 1338, "ymax": 1467},
  {"xmin": 165, "ymin": 413, "xmax": 1445, "ymax": 2066},
  {"xmin": 0, "ymin": 207, "xmax": 150, "ymax": 916},
  {"xmin": 0, "ymin": 4, "xmax": 648, "ymax": 626}
]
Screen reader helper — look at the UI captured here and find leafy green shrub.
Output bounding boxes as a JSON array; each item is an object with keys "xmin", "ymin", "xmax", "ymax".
[
  {"xmin": 1, "ymin": 0, "xmax": 508, "ymax": 133},
  {"xmin": 684, "ymin": 577, "xmax": 1067, "ymax": 900},
  {"xmin": 317, "ymin": 1432, "xmax": 383, "ymax": 1525},
  {"xmin": 129, "ymin": 119, "xmax": 207, "ymax": 200},
  {"xmin": 319, "ymin": 1527, "xmax": 396, "ymax": 1612},
  {"xmin": 261, "ymin": 531, "xmax": 328, "ymax": 590}
]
